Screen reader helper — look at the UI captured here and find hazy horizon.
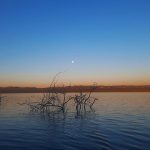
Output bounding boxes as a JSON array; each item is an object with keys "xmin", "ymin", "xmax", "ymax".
[
  {"xmin": 0, "ymin": 0, "xmax": 150, "ymax": 87},
  {"xmin": 1, "ymin": 83, "xmax": 150, "ymax": 89}
]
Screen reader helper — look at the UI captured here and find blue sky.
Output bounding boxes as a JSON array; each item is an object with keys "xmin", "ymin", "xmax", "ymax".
[{"xmin": 0, "ymin": 0, "xmax": 150, "ymax": 87}]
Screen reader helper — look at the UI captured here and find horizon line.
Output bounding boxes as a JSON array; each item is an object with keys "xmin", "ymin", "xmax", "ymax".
[{"xmin": 1, "ymin": 85, "xmax": 150, "ymax": 88}]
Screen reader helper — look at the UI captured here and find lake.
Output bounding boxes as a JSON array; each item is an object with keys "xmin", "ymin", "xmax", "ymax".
[{"xmin": 0, "ymin": 93, "xmax": 150, "ymax": 150}]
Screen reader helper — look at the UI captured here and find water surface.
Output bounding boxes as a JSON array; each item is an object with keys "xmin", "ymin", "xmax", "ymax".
[{"xmin": 0, "ymin": 93, "xmax": 150, "ymax": 150}]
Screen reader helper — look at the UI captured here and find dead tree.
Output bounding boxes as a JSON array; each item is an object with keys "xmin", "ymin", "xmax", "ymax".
[{"xmin": 21, "ymin": 75, "xmax": 98, "ymax": 118}]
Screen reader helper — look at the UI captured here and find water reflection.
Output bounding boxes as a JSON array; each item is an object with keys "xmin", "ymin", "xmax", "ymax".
[
  {"xmin": 27, "ymin": 100, "xmax": 96, "ymax": 120},
  {"xmin": 0, "ymin": 95, "xmax": 6, "ymax": 103},
  {"xmin": 0, "ymin": 95, "xmax": 7, "ymax": 110},
  {"xmin": 0, "ymin": 93, "xmax": 150, "ymax": 150},
  {"xmin": 20, "ymin": 92, "xmax": 97, "ymax": 120}
]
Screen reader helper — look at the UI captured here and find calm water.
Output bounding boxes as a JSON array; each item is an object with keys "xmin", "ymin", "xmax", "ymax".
[{"xmin": 0, "ymin": 93, "xmax": 150, "ymax": 150}]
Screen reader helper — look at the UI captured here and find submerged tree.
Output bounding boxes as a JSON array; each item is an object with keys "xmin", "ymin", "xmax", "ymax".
[
  {"xmin": 0, "ymin": 94, "xmax": 6, "ymax": 103},
  {"xmin": 21, "ymin": 74, "xmax": 98, "ymax": 118}
]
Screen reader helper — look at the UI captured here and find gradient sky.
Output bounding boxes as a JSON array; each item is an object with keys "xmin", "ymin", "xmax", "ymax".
[{"xmin": 0, "ymin": 0, "xmax": 150, "ymax": 87}]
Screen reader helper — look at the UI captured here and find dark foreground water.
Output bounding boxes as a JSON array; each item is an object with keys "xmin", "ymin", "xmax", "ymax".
[{"xmin": 0, "ymin": 93, "xmax": 150, "ymax": 150}]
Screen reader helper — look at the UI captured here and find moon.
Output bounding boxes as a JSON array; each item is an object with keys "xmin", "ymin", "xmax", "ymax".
[{"xmin": 72, "ymin": 60, "xmax": 74, "ymax": 64}]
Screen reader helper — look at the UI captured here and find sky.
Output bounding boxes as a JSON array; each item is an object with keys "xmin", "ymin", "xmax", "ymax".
[{"xmin": 0, "ymin": 0, "xmax": 150, "ymax": 87}]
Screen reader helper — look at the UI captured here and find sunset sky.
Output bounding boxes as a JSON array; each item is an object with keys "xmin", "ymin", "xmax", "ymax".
[{"xmin": 0, "ymin": 0, "xmax": 150, "ymax": 87}]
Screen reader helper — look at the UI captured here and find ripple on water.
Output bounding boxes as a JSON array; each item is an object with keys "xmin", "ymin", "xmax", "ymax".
[{"xmin": 0, "ymin": 93, "xmax": 150, "ymax": 150}]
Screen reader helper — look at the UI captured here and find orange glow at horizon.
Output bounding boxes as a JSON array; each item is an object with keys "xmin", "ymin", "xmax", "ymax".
[
  {"xmin": 0, "ymin": 78, "xmax": 150, "ymax": 88},
  {"xmin": 1, "ymin": 69, "xmax": 150, "ymax": 87}
]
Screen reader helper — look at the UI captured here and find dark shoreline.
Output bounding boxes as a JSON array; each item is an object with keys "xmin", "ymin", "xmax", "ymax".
[{"xmin": 1, "ymin": 86, "xmax": 150, "ymax": 93}]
